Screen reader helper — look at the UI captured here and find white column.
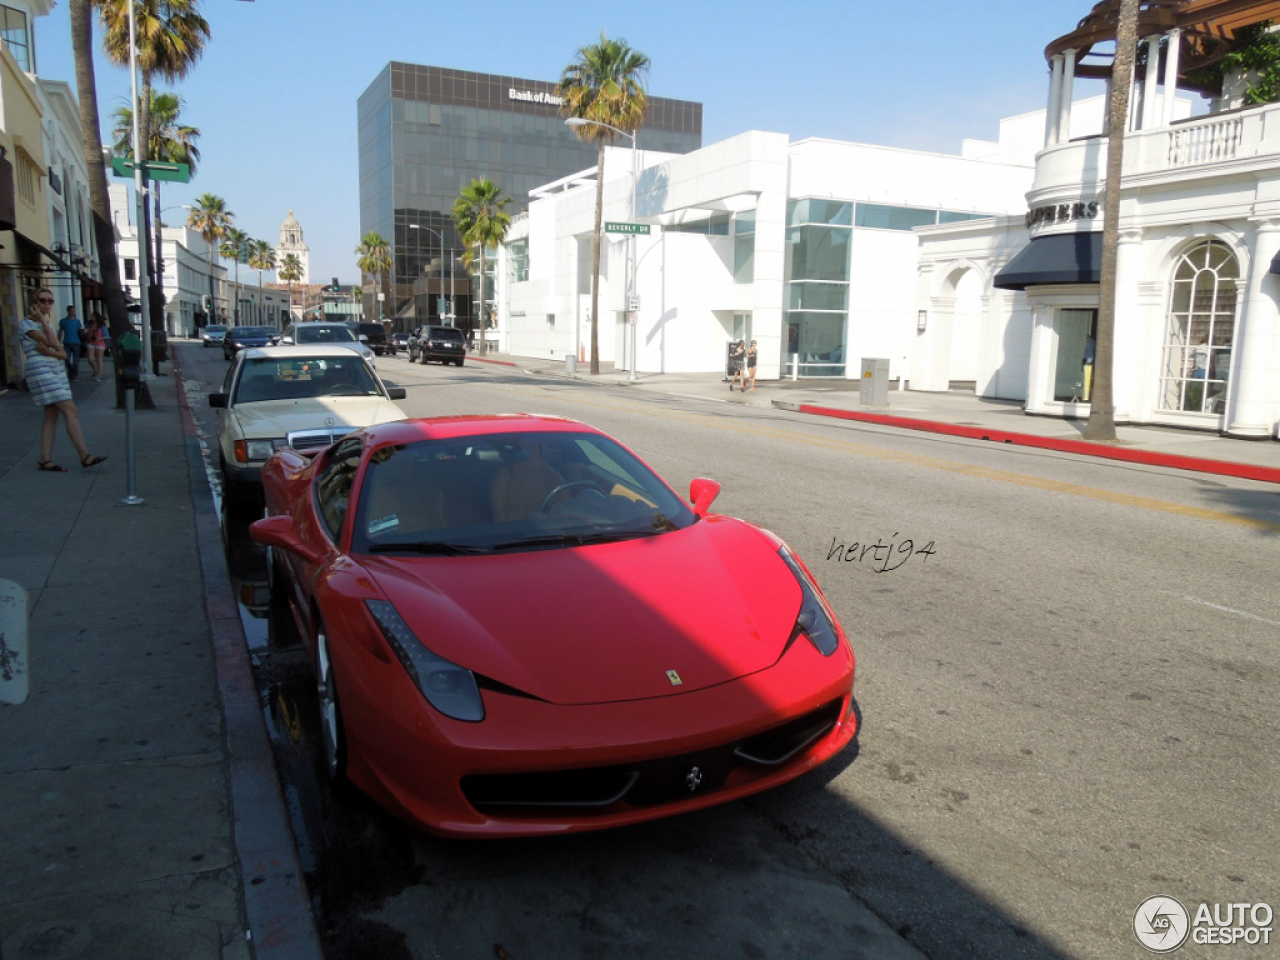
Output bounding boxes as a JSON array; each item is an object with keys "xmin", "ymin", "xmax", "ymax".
[
  {"xmin": 1111, "ymin": 229, "xmax": 1144, "ymax": 419},
  {"xmin": 1141, "ymin": 35, "xmax": 1161, "ymax": 129},
  {"xmin": 1226, "ymin": 220, "xmax": 1280, "ymax": 437},
  {"xmin": 1046, "ymin": 55, "xmax": 1065, "ymax": 146},
  {"xmin": 1161, "ymin": 29, "xmax": 1182, "ymax": 127},
  {"xmin": 1058, "ymin": 50, "xmax": 1077, "ymax": 142},
  {"xmin": 1026, "ymin": 302, "xmax": 1054, "ymax": 414}
]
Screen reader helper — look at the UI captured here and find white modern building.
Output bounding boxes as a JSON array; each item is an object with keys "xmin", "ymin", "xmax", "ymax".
[
  {"xmin": 497, "ymin": 128, "xmax": 1037, "ymax": 383},
  {"xmin": 915, "ymin": 3, "xmax": 1280, "ymax": 438},
  {"xmin": 110, "ymin": 182, "xmax": 226, "ymax": 338}
]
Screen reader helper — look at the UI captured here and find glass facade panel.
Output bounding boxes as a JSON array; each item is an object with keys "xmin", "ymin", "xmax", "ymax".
[
  {"xmin": 1159, "ymin": 240, "xmax": 1238, "ymax": 414},
  {"xmin": 787, "ymin": 199, "xmax": 852, "ymax": 226},
  {"xmin": 854, "ymin": 203, "xmax": 938, "ymax": 231},
  {"xmin": 734, "ymin": 211, "xmax": 755, "ymax": 284},
  {"xmin": 787, "ymin": 226, "xmax": 850, "ymax": 283},
  {"xmin": 788, "ymin": 282, "xmax": 848, "ymax": 311},
  {"xmin": 0, "ymin": 6, "xmax": 30, "ymax": 72},
  {"xmin": 787, "ymin": 312, "xmax": 846, "ymax": 377},
  {"xmin": 939, "ymin": 210, "xmax": 991, "ymax": 224}
]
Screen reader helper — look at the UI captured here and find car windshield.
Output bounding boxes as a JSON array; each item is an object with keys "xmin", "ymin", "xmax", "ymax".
[
  {"xmin": 352, "ymin": 431, "xmax": 696, "ymax": 555},
  {"xmin": 234, "ymin": 326, "xmax": 276, "ymax": 338},
  {"xmin": 429, "ymin": 328, "xmax": 463, "ymax": 341},
  {"xmin": 232, "ymin": 354, "xmax": 382, "ymax": 404},
  {"xmin": 295, "ymin": 325, "xmax": 358, "ymax": 344},
  {"xmin": 205, "ymin": 326, "xmax": 226, "ymax": 335}
]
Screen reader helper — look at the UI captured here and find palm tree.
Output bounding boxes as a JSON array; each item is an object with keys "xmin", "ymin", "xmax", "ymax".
[
  {"xmin": 248, "ymin": 239, "xmax": 277, "ymax": 325},
  {"xmin": 112, "ymin": 91, "xmax": 200, "ymax": 316},
  {"xmin": 98, "ymin": 0, "xmax": 210, "ymax": 341},
  {"xmin": 1085, "ymin": 0, "xmax": 1140, "ymax": 443},
  {"xmin": 452, "ymin": 179, "xmax": 512, "ymax": 357},
  {"xmin": 355, "ymin": 232, "xmax": 392, "ymax": 323},
  {"xmin": 559, "ymin": 33, "xmax": 650, "ymax": 374},
  {"xmin": 187, "ymin": 194, "xmax": 232, "ymax": 325},
  {"xmin": 279, "ymin": 253, "xmax": 303, "ymax": 325},
  {"xmin": 219, "ymin": 227, "xmax": 249, "ymax": 325}
]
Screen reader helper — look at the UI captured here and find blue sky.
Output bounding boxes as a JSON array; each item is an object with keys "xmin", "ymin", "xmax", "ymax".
[{"xmin": 35, "ymin": 0, "xmax": 1106, "ymax": 284}]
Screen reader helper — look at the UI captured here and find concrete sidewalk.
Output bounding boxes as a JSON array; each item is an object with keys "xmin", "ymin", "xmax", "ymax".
[
  {"xmin": 465, "ymin": 350, "xmax": 1280, "ymax": 485},
  {"xmin": 0, "ymin": 364, "xmax": 320, "ymax": 959}
]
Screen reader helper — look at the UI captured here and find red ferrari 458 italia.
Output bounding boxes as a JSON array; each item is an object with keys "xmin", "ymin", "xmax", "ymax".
[{"xmin": 251, "ymin": 414, "xmax": 857, "ymax": 837}]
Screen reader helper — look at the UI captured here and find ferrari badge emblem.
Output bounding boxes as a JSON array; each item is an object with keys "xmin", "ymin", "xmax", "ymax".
[
  {"xmin": 686, "ymin": 766, "xmax": 703, "ymax": 792},
  {"xmin": 666, "ymin": 670, "xmax": 682, "ymax": 686}
]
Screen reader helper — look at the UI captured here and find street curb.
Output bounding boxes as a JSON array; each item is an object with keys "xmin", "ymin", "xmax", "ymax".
[
  {"xmin": 779, "ymin": 401, "xmax": 1280, "ymax": 486},
  {"xmin": 468, "ymin": 354, "xmax": 517, "ymax": 367},
  {"xmin": 173, "ymin": 356, "xmax": 325, "ymax": 959}
]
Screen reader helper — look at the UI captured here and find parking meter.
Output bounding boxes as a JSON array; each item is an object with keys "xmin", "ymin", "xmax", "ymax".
[{"xmin": 116, "ymin": 331, "xmax": 143, "ymax": 389}]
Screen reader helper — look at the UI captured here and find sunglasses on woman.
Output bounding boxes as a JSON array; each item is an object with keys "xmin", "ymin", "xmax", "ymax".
[{"xmin": 37, "ymin": 297, "xmax": 54, "ymax": 304}]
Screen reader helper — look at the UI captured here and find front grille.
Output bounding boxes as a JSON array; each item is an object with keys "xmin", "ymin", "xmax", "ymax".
[
  {"xmin": 461, "ymin": 699, "xmax": 844, "ymax": 816},
  {"xmin": 286, "ymin": 428, "xmax": 353, "ymax": 454}
]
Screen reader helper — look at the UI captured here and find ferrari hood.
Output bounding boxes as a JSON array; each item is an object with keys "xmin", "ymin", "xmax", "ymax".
[
  {"xmin": 233, "ymin": 397, "xmax": 405, "ymax": 438},
  {"xmin": 365, "ymin": 519, "xmax": 804, "ymax": 706}
]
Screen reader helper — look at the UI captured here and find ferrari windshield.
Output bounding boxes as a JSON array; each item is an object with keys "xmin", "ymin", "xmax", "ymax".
[
  {"xmin": 233, "ymin": 354, "xmax": 382, "ymax": 403},
  {"xmin": 353, "ymin": 431, "xmax": 696, "ymax": 554}
]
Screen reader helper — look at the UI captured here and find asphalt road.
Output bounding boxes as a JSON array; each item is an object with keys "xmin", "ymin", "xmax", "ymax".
[{"xmin": 183, "ymin": 347, "xmax": 1280, "ymax": 960}]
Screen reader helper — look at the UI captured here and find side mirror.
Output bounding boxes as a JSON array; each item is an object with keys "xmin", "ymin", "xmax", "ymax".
[
  {"xmin": 358, "ymin": 334, "xmax": 369, "ymax": 342},
  {"xmin": 208, "ymin": 393, "xmax": 228, "ymax": 408},
  {"xmin": 280, "ymin": 336, "xmax": 294, "ymax": 345},
  {"xmin": 689, "ymin": 477, "xmax": 721, "ymax": 518},
  {"xmin": 249, "ymin": 514, "xmax": 321, "ymax": 565},
  {"xmin": 386, "ymin": 386, "xmax": 407, "ymax": 400}
]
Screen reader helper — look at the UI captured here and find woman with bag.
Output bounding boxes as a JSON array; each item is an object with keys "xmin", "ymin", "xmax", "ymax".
[{"xmin": 20, "ymin": 288, "xmax": 107, "ymax": 472}]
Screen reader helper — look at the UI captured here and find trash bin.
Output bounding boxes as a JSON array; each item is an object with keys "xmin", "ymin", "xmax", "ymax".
[
  {"xmin": 565, "ymin": 354, "xmax": 577, "ymax": 375},
  {"xmin": 859, "ymin": 358, "xmax": 890, "ymax": 406}
]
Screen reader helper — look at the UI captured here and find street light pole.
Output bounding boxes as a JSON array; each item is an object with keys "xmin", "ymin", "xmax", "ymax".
[
  {"xmin": 565, "ymin": 117, "xmax": 639, "ymax": 381},
  {"xmin": 409, "ymin": 223, "xmax": 455, "ymax": 326},
  {"xmin": 127, "ymin": 1, "xmax": 152, "ymax": 387}
]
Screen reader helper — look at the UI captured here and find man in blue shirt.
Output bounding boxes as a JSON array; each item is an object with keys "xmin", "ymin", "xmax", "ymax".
[{"xmin": 58, "ymin": 304, "xmax": 81, "ymax": 381}]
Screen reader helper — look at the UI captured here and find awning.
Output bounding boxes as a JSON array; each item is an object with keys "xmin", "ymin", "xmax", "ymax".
[
  {"xmin": 1271, "ymin": 249, "xmax": 1280, "ymax": 275},
  {"xmin": 993, "ymin": 232, "xmax": 1103, "ymax": 291}
]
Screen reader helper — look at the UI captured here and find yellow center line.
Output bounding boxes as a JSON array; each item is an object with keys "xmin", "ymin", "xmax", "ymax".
[{"xmin": 500, "ymin": 383, "xmax": 1280, "ymax": 533}]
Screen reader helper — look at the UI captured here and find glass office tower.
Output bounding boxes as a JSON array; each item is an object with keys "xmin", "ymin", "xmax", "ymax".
[{"xmin": 357, "ymin": 63, "xmax": 702, "ymax": 331}]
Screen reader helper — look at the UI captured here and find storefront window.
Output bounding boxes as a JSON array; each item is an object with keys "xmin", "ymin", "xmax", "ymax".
[
  {"xmin": 1053, "ymin": 309, "xmax": 1096, "ymax": 402},
  {"xmin": 1159, "ymin": 240, "xmax": 1238, "ymax": 414},
  {"xmin": 784, "ymin": 205, "xmax": 851, "ymax": 377}
]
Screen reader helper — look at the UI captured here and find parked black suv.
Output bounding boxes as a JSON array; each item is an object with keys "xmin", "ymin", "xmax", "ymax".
[
  {"xmin": 348, "ymin": 321, "xmax": 392, "ymax": 355},
  {"xmin": 411, "ymin": 325, "xmax": 465, "ymax": 366}
]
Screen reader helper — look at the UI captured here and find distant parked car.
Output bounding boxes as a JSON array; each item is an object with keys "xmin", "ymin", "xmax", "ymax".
[
  {"xmin": 201, "ymin": 324, "xmax": 228, "ymax": 348},
  {"xmin": 411, "ymin": 324, "xmax": 465, "ymax": 366},
  {"xmin": 390, "ymin": 332, "xmax": 410, "ymax": 351},
  {"xmin": 280, "ymin": 321, "xmax": 377, "ymax": 367},
  {"xmin": 222, "ymin": 325, "xmax": 279, "ymax": 360},
  {"xmin": 207, "ymin": 345, "xmax": 406, "ymax": 503}
]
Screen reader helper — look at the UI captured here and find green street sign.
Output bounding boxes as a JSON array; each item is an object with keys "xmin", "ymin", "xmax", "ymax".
[
  {"xmin": 110, "ymin": 156, "xmax": 191, "ymax": 183},
  {"xmin": 605, "ymin": 221, "xmax": 651, "ymax": 235}
]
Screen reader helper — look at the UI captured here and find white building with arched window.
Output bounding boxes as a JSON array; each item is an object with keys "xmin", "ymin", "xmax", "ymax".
[{"xmin": 915, "ymin": 3, "xmax": 1280, "ymax": 439}]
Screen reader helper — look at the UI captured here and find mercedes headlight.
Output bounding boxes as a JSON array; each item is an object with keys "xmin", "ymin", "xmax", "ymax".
[
  {"xmin": 779, "ymin": 547, "xmax": 842, "ymax": 656},
  {"xmin": 365, "ymin": 600, "xmax": 484, "ymax": 721},
  {"xmin": 234, "ymin": 438, "xmax": 286, "ymax": 463}
]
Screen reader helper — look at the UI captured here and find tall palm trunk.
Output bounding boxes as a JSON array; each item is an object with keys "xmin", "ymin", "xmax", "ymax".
[
  {"xmin": 70, "ymin": 0, "xmax": 154, "ymax": 408},
  {"xmin": 1086, "ymin": 0, "xmax": 1140, "ymax": 442},
  {"xmin": 589, "ymin": 138, "xmax": 606, "ymax": 374}
]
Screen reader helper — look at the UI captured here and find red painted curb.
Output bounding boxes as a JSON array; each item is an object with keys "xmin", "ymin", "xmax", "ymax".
[
  {"xmin": 470, "ymin": 354, "xmax": 517, "ymax": 366},
  {"xmin": 797, "ymin": 404, "xmax": 1280, "ymax": 486}
]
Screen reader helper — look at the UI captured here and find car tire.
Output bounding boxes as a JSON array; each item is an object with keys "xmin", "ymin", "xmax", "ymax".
[
  {"xmin": 315, "ymin": 619, "xmax": 347, "ymax": 782},
  {"xmin": 455, "ymin": 358, "xmax": 464, "ymax": 367}
]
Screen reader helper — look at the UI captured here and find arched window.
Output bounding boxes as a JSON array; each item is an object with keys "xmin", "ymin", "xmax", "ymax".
[{"xmin": 1159, "ymin": 240, "xmax": 1239, "ymax": 414}]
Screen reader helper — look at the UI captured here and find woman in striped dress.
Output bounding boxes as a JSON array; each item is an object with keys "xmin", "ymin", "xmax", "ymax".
[{"xmin": 20, "ymin": 288, "xmax": 107, "ymax": 472}]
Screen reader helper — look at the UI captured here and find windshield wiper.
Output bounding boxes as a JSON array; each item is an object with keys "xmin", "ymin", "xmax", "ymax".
[
  {"xmin": 491, "ymin": 529, "xmax": 663, "ymax": 551},
  {"xmin": 368, "ymin": 541, "xmax": 491, "ymax": 555}
]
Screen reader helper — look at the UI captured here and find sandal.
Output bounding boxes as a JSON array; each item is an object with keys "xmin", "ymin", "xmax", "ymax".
[
  {"xmin": 38, "ymin": 460, "xmax": 68, "ymax": 473},
  {"xmin": 81, "ymin": 455, "xmax": 108, "ymax": 469}
]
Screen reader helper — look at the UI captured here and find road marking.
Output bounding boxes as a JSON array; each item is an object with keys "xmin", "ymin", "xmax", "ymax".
[{"xmin": 1160, "ymin": 592, "xmax": 1280, "ymax": 627}]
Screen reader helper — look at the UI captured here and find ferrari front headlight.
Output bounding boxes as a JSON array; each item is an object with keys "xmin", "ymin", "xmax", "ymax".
[
  {"xmin": 365, "ymin": 599, "xmax": 485, "ymax": 722},
  {"xmin": 779, "ymin": 547, "xmax": 841, "ymax": 656}
]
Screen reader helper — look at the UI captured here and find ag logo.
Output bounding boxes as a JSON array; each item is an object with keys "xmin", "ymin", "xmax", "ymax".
[{"xmin": 1134, "ymin": 896, "xmax": 1190, "ymax": 953}]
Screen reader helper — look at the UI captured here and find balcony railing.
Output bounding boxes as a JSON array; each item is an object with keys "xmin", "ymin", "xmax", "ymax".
[
  {"xmin": 1167, "ymin": 114, "xmax": 1245, "ymax": 166},
  {"xmin": 1031, "ymin": 102, "xmax": 1280, "ymax": 199}
]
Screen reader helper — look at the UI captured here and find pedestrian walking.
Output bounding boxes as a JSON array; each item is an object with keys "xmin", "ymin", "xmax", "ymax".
[
  {"xmin": 20, "ymin": 289, "xmax": 107, "ymax": 473},
  {"xmin": 58, "ymin": 303, "xmax": 81, "ymax": 381},
  {"xmin": 746, "ymin": 340, "xmax": 758, "ymax": 391},
  {"xmin": 84, "ymin": 312, "xmax": 108, "ymax": 381},
  {"xmin": 729, "ymin": 339, "xmax": 746, "ymax": 392}
]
